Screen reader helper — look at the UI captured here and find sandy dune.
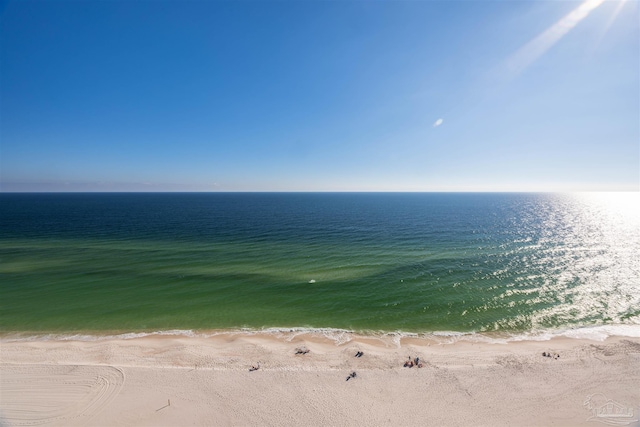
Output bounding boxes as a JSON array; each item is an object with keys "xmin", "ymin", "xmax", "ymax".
[{"xmin": 1, "ymin": 333, "xmax": 639, "ymax": 426}]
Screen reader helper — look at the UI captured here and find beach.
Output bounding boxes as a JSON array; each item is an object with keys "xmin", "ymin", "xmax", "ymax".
[
  {"xmin": 2, "ymin": 333, "xmax": 639, "ymax": 426},
  {"xmin": 2, "ymin": 193, "xmax": 639, "ymax": 426}
]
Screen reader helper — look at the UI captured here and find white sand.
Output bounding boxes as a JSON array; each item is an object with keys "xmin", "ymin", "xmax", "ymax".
[{"xmin": 1, "ymin": 333, "xmax": 639, "ymax": 426}]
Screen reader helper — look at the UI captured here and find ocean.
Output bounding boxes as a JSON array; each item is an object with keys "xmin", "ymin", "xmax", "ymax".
[{"xmin": 1, "ymin": 192, "xmax": 639, "ymax": 342}]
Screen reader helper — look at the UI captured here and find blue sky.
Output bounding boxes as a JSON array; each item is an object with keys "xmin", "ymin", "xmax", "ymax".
[{"xmin": 1, "ymin": 0, "xmax": 638, "ymax": 192}]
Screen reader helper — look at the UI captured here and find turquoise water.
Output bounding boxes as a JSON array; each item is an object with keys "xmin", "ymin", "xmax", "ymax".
[{"xmin": 1, "ymin": 192, "xmax": 639, "ymax": 337}]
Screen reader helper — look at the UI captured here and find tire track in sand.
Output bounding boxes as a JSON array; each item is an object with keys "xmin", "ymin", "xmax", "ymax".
[{"xmin": 0, "ymin": 364, "xmax": 125, "ymax": 426}]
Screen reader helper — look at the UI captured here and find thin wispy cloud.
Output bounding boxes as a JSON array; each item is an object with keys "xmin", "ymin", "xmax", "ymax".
[
  {"xmin": 508, "ymin": 0, "xmax": 606, "ymax": 75},
  {"xmin": 433, "ymin": 118, "xmax": 444, "ymax": 128}
]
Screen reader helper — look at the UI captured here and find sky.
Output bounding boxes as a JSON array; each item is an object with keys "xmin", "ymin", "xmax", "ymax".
[{"xmin": 1, "ymin": 0, "xmax": 638, "ymax": 192}]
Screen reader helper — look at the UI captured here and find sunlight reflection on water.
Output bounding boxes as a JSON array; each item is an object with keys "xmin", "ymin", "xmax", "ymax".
[{"xmin": 502, "ymin": 192, "xmax": 640, "ymax": 330}]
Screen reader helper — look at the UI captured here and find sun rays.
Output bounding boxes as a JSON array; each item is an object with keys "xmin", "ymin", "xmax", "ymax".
[
  {"xmin": 507, "ymin": 0, "xmax": 629, "ymax": 75},
  {"xmin": 594, "ymin": 0, "xmax": 630, "ymax": 48}
]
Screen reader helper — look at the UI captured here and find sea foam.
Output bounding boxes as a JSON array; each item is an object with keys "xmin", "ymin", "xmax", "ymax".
[{"xmin": 3, "ymin": 324, "xmax": 640, "ymax": 345}]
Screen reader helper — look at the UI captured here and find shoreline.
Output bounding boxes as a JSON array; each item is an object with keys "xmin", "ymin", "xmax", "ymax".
[
  {"xmin": 2, "ymin": 332, "xmax": 639, "ymax": 426},
  {"xmin": 2, "ymin": 322, "xmax": 640, "ymax": 345}
]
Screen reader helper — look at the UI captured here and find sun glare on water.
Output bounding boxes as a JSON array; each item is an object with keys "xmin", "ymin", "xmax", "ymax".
[{"xmin": 575, "ymin": 192, "xmax": 640, "ymax": 223}]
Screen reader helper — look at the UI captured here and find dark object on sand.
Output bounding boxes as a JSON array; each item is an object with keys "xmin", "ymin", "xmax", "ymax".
[
  {"xmin": 249, "ymin": 364, "xmax": 260, "ymax": 372},
  {"xmin": 346, "ymin": 371, "xmax": 357, "ymax": 381},
  {"xmin": 295, "ymin": 347, "xmax": 310, "ymax": 355},
  {"xmin": 355, "ymin": 351, "xmax": 363, "ymax": 358}
]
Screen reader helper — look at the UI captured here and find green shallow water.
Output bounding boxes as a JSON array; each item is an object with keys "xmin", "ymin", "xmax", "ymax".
[{"xmin": 1, "ymin": 192, "xmax": 639, "ymax": 334}]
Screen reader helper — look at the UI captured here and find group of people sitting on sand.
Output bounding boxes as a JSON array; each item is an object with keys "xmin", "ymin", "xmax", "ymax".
[
  {"xmin": 542, "ymin": 352, "xmax": 560, "ymax": 359},
  {"xmin": 295, "ymin": 347, "xmax": 310, "ymax": 355},
  {"xmin": 403, "ymin": 356, "xmax": 423, "ymax": 368}
]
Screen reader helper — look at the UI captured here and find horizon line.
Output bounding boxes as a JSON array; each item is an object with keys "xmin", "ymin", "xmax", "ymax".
[{"xmin": 2, "ymin": 190, "xmax": 639, "ymax": 194}]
